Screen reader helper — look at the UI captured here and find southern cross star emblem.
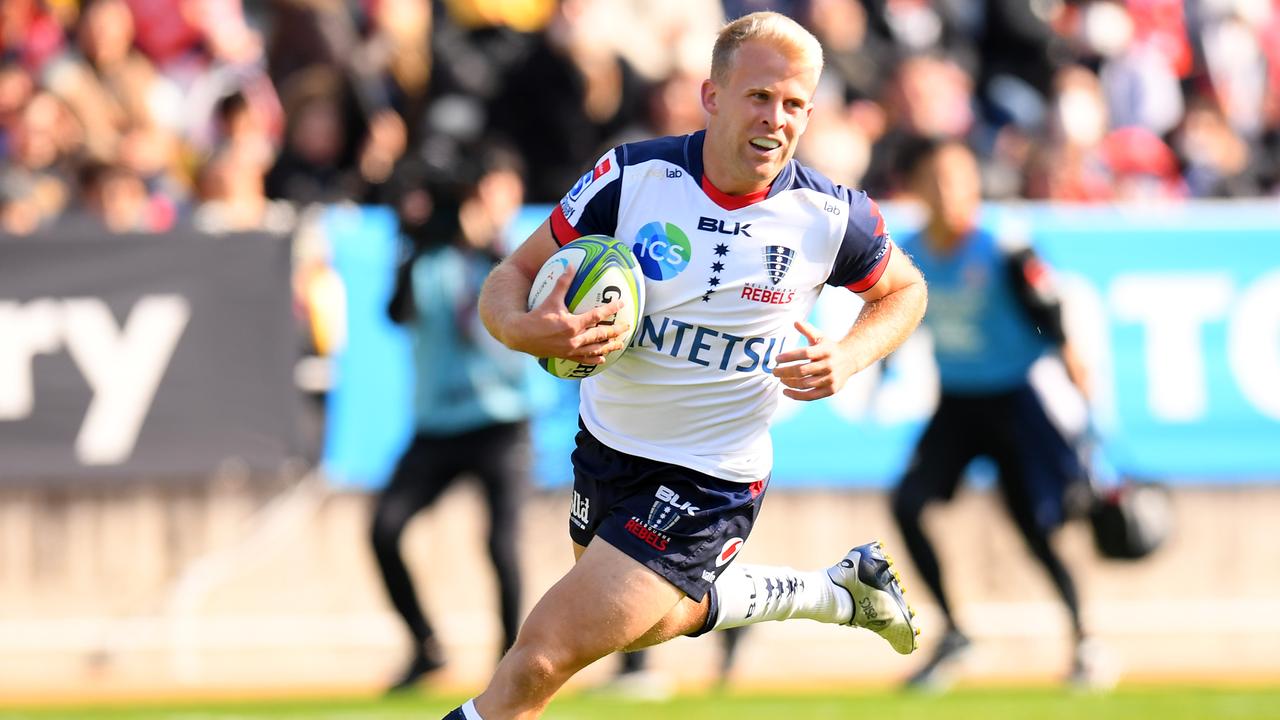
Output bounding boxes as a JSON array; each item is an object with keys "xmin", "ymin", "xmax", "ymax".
[{"xmin": 705, "ymin": 245, "xmax": 730, "ymax": 301}]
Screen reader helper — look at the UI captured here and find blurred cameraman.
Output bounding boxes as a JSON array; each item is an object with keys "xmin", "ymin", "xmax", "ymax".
[
  {"xmin": 889, "ymin": 137, "xmax": 1107, "ymax": 690},
  {"xmin": 371, "ymin": 137, "xmax": 532, "ymax": 692}
]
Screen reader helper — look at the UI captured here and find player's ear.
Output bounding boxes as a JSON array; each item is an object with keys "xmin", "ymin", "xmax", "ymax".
[{"xmin": 701, "ymin": 79, "xmax": 718, "ymax": 115}]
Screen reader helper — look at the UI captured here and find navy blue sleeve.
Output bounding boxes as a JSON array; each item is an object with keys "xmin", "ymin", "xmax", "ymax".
[
  {"xmin": 550, "ymin": 147, "xmax": 623, "ymax": 246},
  {"xmin": 826, "ymin": 189, "xmax": 892, "ymax": 292}
]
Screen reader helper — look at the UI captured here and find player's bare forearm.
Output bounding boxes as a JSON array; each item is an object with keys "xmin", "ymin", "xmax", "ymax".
[
  {"xmin": 838, "ymin": 276, "xmax": 927, "ymax": 374},
  {"xmin": 478, "ymin": 260, "xmax": 534, "ymax": 349}
]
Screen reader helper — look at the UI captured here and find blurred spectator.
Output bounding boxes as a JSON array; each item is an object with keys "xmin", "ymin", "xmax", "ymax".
[
  {"xmin": 42, "ymin": 0, "xmax": 184, "ymax": 162},
  {"xmin": 348, "ymin": 0, "xmax": 432, "ymax": 138},
  {"xmin": 0, "ymin": 61, "xmax": 36, "ymax": 156},
  {"xmin": 794, "ymin": 75, "xmax": 877, "ymax": 187},
  {"xmin": 0, "ymin": 0, "xmax": 68, "ymax": 74},
  {"xmin": 265, "ymin": 65, "xmax": 365, "ymax": 204},
  {"xmin": 77, "ymin": 159, "xmax": 166, "ymax": 232},
  {"xmin": 1024, "ymin": 64, "xmax": 1112, "ymax": 201},
  {"xmin": 1099, "ymin": 125, "xmax": 1188, "ymax": 200},
  {"xmin": 643, "ymin": 66, "xmax": 708, "ymax": 138},
  {"xmin": 373, "ymin": 140, "xmax": 532, "ymax": 693},
  {"xmin": 1092, "ymin": 2, "xmax": 1185, "ymax": 137},
  {"xmin": 265, "ymin": 0, "xmax": 362, "ymax": 90},
  {"xmin": 863, "ymin": 53, "xmax": 976, "ymax": 196},
  {"xmin": 4, "ymin": 91, "xmax": 79, "ymax": 228},
  {"xmin": 490, "ymin": 0, "xmax": 649, "ymax": 202},
  {"xmin": 0, "ymin": 0, "xmax": 1273, "ymax": 234},
  {"xmin": 212, "ymin": 90, "xmax": 278, "ymax": 170},
  {"xmin": 194, "ymin": 144, "xmax": 295, "ymax": 233},
  {"xmin": 802, "ymin": 0, "xmax": 895, "ymax": 103},
  {"xmin": 0, "ymin": 167, "xmax": 44, "ymax": 235}
]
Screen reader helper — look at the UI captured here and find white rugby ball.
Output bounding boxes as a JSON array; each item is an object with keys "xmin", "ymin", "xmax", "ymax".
[{"xmin": 526, "ymin": 235, "xmax": 645, "ymax": 379}]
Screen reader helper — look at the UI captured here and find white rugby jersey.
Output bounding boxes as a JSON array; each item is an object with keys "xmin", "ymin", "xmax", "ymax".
[{"xmin": 551, "ymin": 131, "xmax": 892, "ymax": 483}]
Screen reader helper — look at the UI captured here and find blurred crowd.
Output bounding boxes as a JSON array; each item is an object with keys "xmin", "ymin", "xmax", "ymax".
[{"xmin": 1, "ymin": 0, "xmax": 1278, "ymax": 239}]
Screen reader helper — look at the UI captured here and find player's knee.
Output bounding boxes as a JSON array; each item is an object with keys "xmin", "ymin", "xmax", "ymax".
[{"xmin": 502, "ymin": 635, "xmax": 576, "ymax": 692}]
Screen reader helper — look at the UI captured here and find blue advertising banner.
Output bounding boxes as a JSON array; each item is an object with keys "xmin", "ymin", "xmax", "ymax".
[{"xmin": 322, "ymin": 201, "xmax": 1280, "ymax": 489}]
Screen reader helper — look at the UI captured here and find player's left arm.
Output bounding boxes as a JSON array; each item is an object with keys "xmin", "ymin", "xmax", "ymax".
[{"xmin": 773, "ymin": 242, "xmax": 927, "ymax": 401}]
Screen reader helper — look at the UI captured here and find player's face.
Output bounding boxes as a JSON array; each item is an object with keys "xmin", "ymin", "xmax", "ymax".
[{"xmin": 702, "ymin": 40, "xmax": 817, "ymax": 194}]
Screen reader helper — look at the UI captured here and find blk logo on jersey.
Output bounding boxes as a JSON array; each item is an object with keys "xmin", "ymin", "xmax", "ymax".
[
  {"xmin": 633, "ymin": 221, "xmax": 691, "ymax": 280},
  {"xmin": 697, "ymin": 216, "xmax": 752, "ymax": 237},
  {"xmin": 763, "ymin": 245, "xmax": 794, "ymax": 285}
]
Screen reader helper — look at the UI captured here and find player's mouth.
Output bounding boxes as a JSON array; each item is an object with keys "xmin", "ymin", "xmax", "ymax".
[{"xmin": 749, "ymin": 137, "xmax": 782, "ymax": 154}]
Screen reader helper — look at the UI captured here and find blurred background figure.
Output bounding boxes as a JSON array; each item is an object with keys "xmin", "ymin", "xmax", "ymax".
[
  {"xmin": 888, "ymin": 137, "xmax": 1104, "ymax": 691},
  {"xmin": 76, "ymin": 158, "xmax": 165, "ymax": 232},
  {"xmin": 488, "ymin": 0, "xmax": 649, "ymax": 202},
  {"xmin": 370, "ymin": 138, "xmax": 532, "ymax": 694}
]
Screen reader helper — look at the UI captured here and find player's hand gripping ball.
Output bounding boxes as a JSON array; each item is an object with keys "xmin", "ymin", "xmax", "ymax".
[{"xmin": 526, "ymin": 235, "xmax": 645, "ymax": 379}]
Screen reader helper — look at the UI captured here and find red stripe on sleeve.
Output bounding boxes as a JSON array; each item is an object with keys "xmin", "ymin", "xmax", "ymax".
[
  {"xmin": 549, "ymin": 207, "xmax": 581, "ymax": 247},
  {"xmin": 844, "ymin": 242, "xmax": 893, "ymax": 293}
]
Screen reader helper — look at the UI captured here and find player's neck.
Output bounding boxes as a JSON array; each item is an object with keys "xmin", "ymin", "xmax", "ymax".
[{"xmin": 701, "ymin": 136, "xmax": 775, "ymax": 198}]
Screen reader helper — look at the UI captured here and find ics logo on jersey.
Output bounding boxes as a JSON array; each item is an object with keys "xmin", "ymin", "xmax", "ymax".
[{"xmin": 633, "ymin": 222, "xmax": 691, "ymax": 280}]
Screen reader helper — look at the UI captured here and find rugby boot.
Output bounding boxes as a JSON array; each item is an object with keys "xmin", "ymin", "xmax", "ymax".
[{"xmin": 828, "ymin": 540, "xmax": 920, "ymax": 654}]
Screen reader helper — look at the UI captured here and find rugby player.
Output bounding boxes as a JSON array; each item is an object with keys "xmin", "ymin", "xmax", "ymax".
[{"xmin": 448, "ymin": 12, "xmax": 928, "ymax": 719}]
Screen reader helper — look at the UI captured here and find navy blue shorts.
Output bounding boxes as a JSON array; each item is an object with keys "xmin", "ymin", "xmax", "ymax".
[{"xmin": 568, "ymin": 421, "xmax": 768, "ymax": 601}]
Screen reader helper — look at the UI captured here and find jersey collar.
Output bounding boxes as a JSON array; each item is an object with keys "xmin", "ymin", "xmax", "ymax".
[{"xmin": 686, "ymin": 130, "xmax": 796, "ymax": 211}]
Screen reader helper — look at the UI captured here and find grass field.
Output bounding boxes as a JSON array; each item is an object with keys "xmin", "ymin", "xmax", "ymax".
[{"xmin": 3, "ymin": 687, "xmax": 1278, "ymax": 720}]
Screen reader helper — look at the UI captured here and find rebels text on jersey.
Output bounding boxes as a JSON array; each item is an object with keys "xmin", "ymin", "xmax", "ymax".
[{"xmin": 551, "ymin": 130, "xmax": 892, "ymax": 483}]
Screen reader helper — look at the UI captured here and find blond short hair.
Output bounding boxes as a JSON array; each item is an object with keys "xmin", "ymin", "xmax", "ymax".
[{"xmin": 710, "ymin": 12, "xmax": 824, "ymax": 84}]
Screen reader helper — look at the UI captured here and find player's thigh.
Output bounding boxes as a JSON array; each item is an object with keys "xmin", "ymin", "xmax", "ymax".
[{"xmin": 519, "ymin": 536, "xmax": 686, "ymax": 668}]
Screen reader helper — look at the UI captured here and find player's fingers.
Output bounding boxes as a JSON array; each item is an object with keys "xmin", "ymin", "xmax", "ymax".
[
  {"xmin": 773, "ymin": 358, "xmax": 828, "ymax": 379},
  {"xmin": 782, "ymin": 386, "xmax": 833, "ymax": 402},
  {"xmin": 567, "ymin": 338, "xmax": 627, "ymax": 360},
  {"xmin": 774, "ymin": 346, "xmax": 823, "ymax": 366},
  {"xmin": 535, "ymin": 266, "xmax": 575, "ymax": 312},
  {"xmin": 795, "ymin": 320, "xmax": 825, "ymax": 345},
  {"xmin": 777, "ymin": 369, "xmax": 831, "ymax": 390},
  {"xmin": 581, "ymin": 300, "xmax": 626, "ymax": 327},
  {"xmin": 569, "ymin": 321, "xmax": 630, "ymax": 350}
]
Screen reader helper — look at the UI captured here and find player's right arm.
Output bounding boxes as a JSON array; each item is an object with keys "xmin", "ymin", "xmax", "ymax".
[{"xmin": 478, "ymin": 217, "xmax": 628, "ymax": 364}]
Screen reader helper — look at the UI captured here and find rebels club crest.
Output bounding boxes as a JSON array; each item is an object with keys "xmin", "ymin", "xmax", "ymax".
[{"xmin": 763, "ymin": 245, "xmax": 794, "ymax": 285}]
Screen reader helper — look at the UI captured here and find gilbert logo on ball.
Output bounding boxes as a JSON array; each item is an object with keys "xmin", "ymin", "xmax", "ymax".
[{"xmin": 527, "ymin": 235, "xmax": 645, "ymax": 379}]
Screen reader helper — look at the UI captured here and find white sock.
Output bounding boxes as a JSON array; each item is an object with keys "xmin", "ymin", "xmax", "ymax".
[
  {"xmin": 461, "ymin": 699, "xmax": 484, "ymax": 720},
  {"xmin": 709, "ymin": 563, "xmax": 854, "ymax": 631}
]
